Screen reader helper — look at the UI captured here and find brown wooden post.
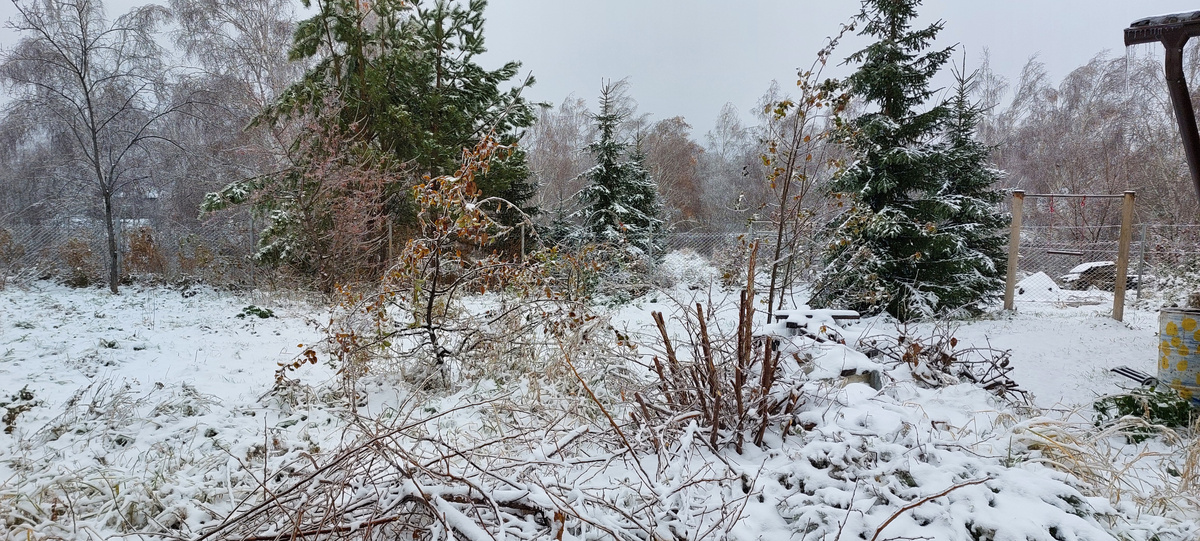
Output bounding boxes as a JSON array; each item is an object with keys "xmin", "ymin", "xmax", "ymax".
[
  {"xmin": 387, "ymin": 221, "xmax": 394, "ymax": 264},
  {"xmin": 1113, "ymin": 190, "xmax": 1136, "ymax": 322},
  {"xmin": 1003, "ymin": 190, "xmax": 1025, "ymax": 311}
]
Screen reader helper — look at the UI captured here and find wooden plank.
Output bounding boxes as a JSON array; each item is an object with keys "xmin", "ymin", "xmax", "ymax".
[
  {"xmin": 1020, "ymin": 193, "xmax": 1128, "ymax": 199},
  {"xmin": 1004, "ymin": 191, "xmax": 1025, "ymax": 311}
]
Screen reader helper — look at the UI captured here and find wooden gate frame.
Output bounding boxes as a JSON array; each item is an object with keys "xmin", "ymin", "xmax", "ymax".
[{"xmin": 1003, "ymin": 190, "xmax": 1136, "ymax": 321}]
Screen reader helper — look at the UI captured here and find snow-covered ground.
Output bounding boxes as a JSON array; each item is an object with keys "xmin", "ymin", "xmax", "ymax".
[
  {"xmin": 0, "ymin": 283, "xmax": 327, "ymax": 407},
  {"xmin": 1, "ymin": 263, "xmax": 1197, "ymax": 540}
]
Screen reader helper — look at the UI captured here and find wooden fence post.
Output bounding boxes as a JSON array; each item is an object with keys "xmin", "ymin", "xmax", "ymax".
[
  {"xmin": 1003, "ymin": 190, "xmax": 1025, "ymax": 311},
  {"xmin": 387, "ymin": 221, "xmax": 394, "ymax": 264},
  {"xmin": 1113, "ymin": 190, "xmax": 1136, "ymax": 322}
]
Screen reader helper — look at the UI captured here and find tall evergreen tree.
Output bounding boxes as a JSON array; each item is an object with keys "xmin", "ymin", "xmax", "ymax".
[
  {"xmin": 811, "ymin": 0, "xmax": 1004, "ymax": 320},
  {"xmin": 576, "ymin": 82, "xmax": 663, "ymax": 258},
  {"xmin": 203, "ymin": 0, "xmax": 536, "ymax": 275}
]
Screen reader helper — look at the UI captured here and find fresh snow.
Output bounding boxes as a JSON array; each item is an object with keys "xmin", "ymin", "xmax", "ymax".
[
  {"xmin": 1067, "ymin": 261, "xmax": 1116, "ymax": 275},
  {"xmin": 1016, "ymin": 271, "xmax": 1062, "ymax": 297},
  {"xmin": 1, "ymin": 262, "xmax": 1197, "ymax": 540}
]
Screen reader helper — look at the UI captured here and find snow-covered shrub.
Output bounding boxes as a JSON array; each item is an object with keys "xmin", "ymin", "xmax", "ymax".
[
  {"xmin": 280, "ymin": 136, "xmax": 604, "ymax": 396},
  {"xmin": 1009, "ymin": 415, "xmax": 1200, "ymax": 529},
  {"xmin": 0, "ymin": 386, "xmax": 39, "ymax": 434},
  {"xmin": 1142, "ymin": 257, "xmax": 1200, "ymax": 308},
  {"xmin": 202, "ymin": 105, "xmax": 394, "ymax": 292},
  {"xmin": 531, "ymin": 243, "xmax": 603, "ymax": 302},
  {"xmin": 711, "ymin": 236, "xmax": 755, "ymax": 288},
  {"xmin": 1094, "ymin": 387, "xmax": 1197, "ymax": 443},
  {"xmin": 174, "ymin": 233, "xmax": 215, "ymax": 277},
  {"xmin": 0, "ymin": 228, "xmax": 24, "ymax": 288},
  {"xmin": 655, "ymin": 249, "xmax": 720, "ymax": 291},
  {"xmin": 0, "ymin": 228, "xmax": 20, "ymax": 264},
  {"xmin": 537, "ymin": 238, "xmax": 653, "ymax": 305},
  {"xmin": 0, "ymin": 376, "xmax": 350, "ymax": 540},
  {"xmin": 124, "ymin": 226, "xmax": 166, "ymax": 277},
  {"xmin": 235, "ymin": 305, "xmax": 275, "ymax": 319},
  {"xmin": 585, "ymin": 240, "xmax": 658, "ymax": 304},
  {"xmin": 634, "ymin": 245, "xmax": 801, "ymax": 453}
]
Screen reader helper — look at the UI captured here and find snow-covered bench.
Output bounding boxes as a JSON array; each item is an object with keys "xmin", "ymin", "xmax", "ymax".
[{"xmin": 771, "ymin": 308, "xmax": 860, "ymax": 344}]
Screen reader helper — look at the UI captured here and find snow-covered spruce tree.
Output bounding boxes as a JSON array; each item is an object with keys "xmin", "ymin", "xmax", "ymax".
[
  {"xmin": 811, "ymin": 0, "xmax": 1005, "ymax": 320},
  {"xmin": 934, "ymin": 66, "xmax": 1009, "ymax": 311},
  {"xmin": 575, "ymin": 81, "xmax": 664, "ymax": 260}
]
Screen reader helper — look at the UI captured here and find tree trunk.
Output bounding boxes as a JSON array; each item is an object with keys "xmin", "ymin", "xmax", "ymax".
[{"xmin": 103, "ymin": 190, "xmax": 119, "ymax": 294}]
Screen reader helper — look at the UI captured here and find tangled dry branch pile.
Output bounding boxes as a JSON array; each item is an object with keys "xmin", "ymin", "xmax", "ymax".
[
  {"xmin": 861, "ymin": 324, "xmax": 1026, "ymax": 402},
  {"xmin": 193, "ymin": 394, "xmax": 754, "ymax": 541}
]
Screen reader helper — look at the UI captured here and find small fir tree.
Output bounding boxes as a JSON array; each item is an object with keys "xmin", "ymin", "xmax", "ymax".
[
  {"xmin": 623, "ymin": 140, "xmax": 666, "ymax": 255},
  {"xmin": 575, "ymin": 82, "xmax": 663, "ymax": 259},
  {"xmin": 933, "ymin": 66, "xmax": 1009, "ymax": 311},
  {"xmin": 811, "ymin": 0, "xmax": 1004, "ymax": 320}
]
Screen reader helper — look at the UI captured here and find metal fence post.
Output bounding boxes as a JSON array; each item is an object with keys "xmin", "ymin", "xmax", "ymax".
[
  {"xmin": 1003, "ymin": 190, "xmax": 1025, "ymax": 311},
  {"xmin": 1112, "ymin": 191, "xmax": 1136, "ymax": 321}
]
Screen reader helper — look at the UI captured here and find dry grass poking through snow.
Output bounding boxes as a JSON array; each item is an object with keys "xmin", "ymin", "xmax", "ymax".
[{"xmin": 1012, "ymin": 410, "xmax": 1200, "ymax": 523}]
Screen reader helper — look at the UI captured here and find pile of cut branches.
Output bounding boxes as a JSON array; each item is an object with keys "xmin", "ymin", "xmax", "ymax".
[{"xmin": 861, "ymin": 324, "xmax": 1026, "ymax": 401}]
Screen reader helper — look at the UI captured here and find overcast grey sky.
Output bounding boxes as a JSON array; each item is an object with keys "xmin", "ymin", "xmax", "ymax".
[
  {"xmin": 2, "ymin": 0, "xmax": 1198, "ymax": 138},
  {"xmin": 477, "ymin": 0, "xmax": 1199, "ymax": 137}
]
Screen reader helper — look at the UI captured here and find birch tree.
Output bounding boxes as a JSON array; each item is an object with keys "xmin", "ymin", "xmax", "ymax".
[{"xmin": 1, "ymin": 0, "xmax": 180, "ymax": 293}]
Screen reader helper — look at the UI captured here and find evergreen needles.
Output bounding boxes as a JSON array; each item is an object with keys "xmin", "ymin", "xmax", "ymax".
[{"xmin": 812, "ymin": 0, "xmax": 1007, "ymax": 321}]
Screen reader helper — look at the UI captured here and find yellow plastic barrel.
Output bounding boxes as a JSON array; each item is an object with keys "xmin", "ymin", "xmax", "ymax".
[{"xmin": 1158, "ymin": 308, "xmax": 1200, "ymax": 405}]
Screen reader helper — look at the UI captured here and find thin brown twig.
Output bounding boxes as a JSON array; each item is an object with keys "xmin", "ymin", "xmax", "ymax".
[
  {"xmin": 695, "ymin": 302, "xmax": 721, "ymax": 449},
  {"xmin": 554, "ymin": 336, "xmax": 654, "ymax": 487},
  {"xmin": 869, "ymin": 477, "xmax": 992, "ymax": 541}
]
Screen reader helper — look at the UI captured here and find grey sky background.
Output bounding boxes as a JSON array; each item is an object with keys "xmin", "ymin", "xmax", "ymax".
[
  {"xmin": 2, "ymin": 0, "xmax": 1199, "ymax": 139},
  {"xmin": 477, "ymin": 0, "xmax": 1199, "ymax": 137}
]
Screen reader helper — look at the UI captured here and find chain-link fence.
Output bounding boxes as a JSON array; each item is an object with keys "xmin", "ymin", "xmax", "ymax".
[
  {"xmin": 1010, "ymin": 219, "xmax": 1200, "ymax": 308},
  {"xmin": 0, "ymin": 213, "xmax": 258, "ymax": 289},
  {"xmin": 2, "ymin": 212, "xmax": 826, "ymax": 291},
  {"xmin": 660, "ymin": 222, "xmax": 824, "ymax": 281},
  {"xmin": 661, "ymin": 231, "xmax": 743, "ymax": 258},
  {"xmin": 1010, "ymin": 223, "xmax": 1126, "ymax": 305},
  {"xmin": 29, "ymin": 211, "xmax": 1147, "ymax": 307},
  {"xmin": 1133, "ymin": 224, "xmax": 1200, "ymax": 302},
  {"xmin": 1005, "ymin": 192, "xmax": 1137, "ymax": 317}
]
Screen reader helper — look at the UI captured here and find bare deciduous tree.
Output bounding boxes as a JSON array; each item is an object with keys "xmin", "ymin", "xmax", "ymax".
[
  {"xmin": 1, "ymin": 0, "xmax": 182, "ymax": 293},
  {"xmin": 698, "ymin": 102, "xmax": 765, "ymax": 231},
  {"xmin": 642, "ymin": 116, "xmax": 704, "ymax": 228},
  {"xmin": 986, "ymin": 52, "xmax": 1197, "ymax": 229},
  {"xmin": 756, "ymin": 29, "xmax": 851, "ymax": 318},
  {"xmin": 525, "ymin": 96, "xmax": 595, "ymax": 215},
  {"xmin": 163, "ymin": 0, "xmax": 302, "ymax": 230}
]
